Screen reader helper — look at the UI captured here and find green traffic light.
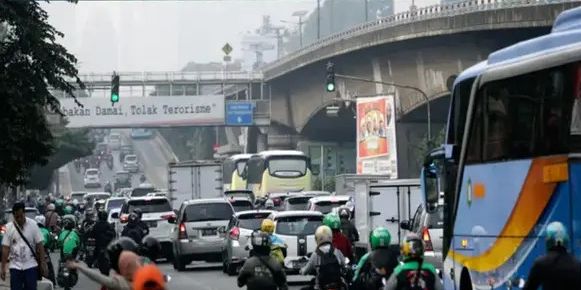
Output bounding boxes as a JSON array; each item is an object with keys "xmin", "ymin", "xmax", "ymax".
[
  {"xmin": 326, "ymin": 83, "xmax": 335, "ymax": 92},
  {"xmin": 111, "ymin": 93, "xmax": 119, "ymax": 103}
]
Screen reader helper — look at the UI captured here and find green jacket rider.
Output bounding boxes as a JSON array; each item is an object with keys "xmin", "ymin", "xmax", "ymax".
[{"xmin": 58, "ymin": 214, "xmax": 81, "ymax": 257}]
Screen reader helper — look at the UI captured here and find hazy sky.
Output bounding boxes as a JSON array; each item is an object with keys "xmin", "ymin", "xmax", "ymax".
[{"xmin": 43, "ymin": 0, "xmax": 439, "ymax": 73}]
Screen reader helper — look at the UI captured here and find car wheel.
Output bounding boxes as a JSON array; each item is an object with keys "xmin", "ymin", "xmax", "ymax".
[
  {"xmin": 173, "ymin": 256, "xmax": 186, "ymax": 271},
  {"xmin": 226, "ymin": 262, "xmax": 237, "ymax": 276}
]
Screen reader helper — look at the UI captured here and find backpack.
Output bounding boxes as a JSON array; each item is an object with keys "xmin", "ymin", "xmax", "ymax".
[
  {"xmin": 316, "ymin": 245, "xmax": 342, "ymax": 287},
  {"xmin": 122, "ymin": 225, "xmax": 144, "ymax": 244},
  {"xmin": 396, "ymin": 260, "xmax": 436, "ymax": 290}
]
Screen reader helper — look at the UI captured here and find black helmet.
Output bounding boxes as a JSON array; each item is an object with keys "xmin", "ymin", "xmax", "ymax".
[
  {"xmin": 107, "ymin": 237, "xmax": 138, "ymax": 273},
  {"xmin": 128, "ymin": 212, "xmax": 139, "ymax": 223},
  {"xmin": 62, "ymin": 216, "xmax": 76, "ymax": 230},
  {"xmin": 140, "ymin": 236, "xmax": 162, "ymax": 262},
  {"xmin": 250, "ymin": 230, "xmax": 271, "ymax": 254},
  {"xmin": 338, "ymin": 207, "xmax": 351, "ymax": 220},
  {"xmin": 98, "ymin": 210, "xmax": 108, "ymax": 222},
  {"xmin": 57, "ymin": 266, "xmax": 78, "ymax": 288},
  {"xmin": 133, "ymin": 208, "xmax": 143, "ymax": 219}
]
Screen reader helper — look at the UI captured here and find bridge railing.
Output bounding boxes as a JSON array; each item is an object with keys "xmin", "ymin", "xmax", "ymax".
[
  {"xmin": 265, "ymin": 0, "xmax": 577, "ymax": 71},
  {"xmin": 74, "ymin": 71, "xmax": 264, "ymax": 84}
]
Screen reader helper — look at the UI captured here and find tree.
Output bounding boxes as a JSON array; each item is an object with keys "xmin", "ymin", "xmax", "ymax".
[
  {"xmin": 415, "ymin": 127, "xmax": 446, "ymax": 167},
  {"xmin": 0, "ymin": 0, "xmax": 84, "ymax": 186}
]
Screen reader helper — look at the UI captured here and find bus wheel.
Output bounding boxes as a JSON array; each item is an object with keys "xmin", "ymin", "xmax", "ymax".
[{"xmin": 460, "ymin": 268, "xmax": 473, "ymax": 290}]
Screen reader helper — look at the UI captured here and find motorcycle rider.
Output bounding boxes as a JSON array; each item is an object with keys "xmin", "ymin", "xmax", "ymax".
[
  {"xmin": 352, "ymin": 227, "xmax": 398, "ymax": 290},
  {"xmin": 238, "ymin": 230, "xmax": 288, "ymax": 290},
  {"xmin": 140, "ymin": 174, "xmax": 147, "ymax": 184},
  {"xmin": 35, "ymin": 215, "xmax": 56, "ymax": 285},
  {"xmin": 68, "ymin": 249, "xmax": 141, "ymax": 290},
  {"xmin": 55, "ymin": 198, "xmax": 66, "ymax": 216},
  {"xmin": 139, "ymin": 236, "xmax": 162, "ymax": 264},
  {"xmin": 89, "ymin": 210, "xmax": 116, "ymax": 273},
  {"xmin": 523, "ymin": 221, "xmax": 581, "ymax": 290},
  {"xmin": 58, "ymin": 215, "xmax": 81, "ymax": 260},
  {"xmin": 300, "ymin": 225, "xmax": 346, "ymax": 290},
  {"xmin": 323, "ymin": 213, "xmax": 353, "ymax": 261},
  {"xmin": 383, "ymin": 233, "xmax": 443, "ymax": 290},
  {"xmin": 260, "ymin": 219, "xmax": 287, "ymax": 265},
  {"xmin": 122, "ymin": 212, "xmax": 146, "ymax": 245},
  {"xmin": 338, "ymin": 207, "xmax": 359, "ymax": 244},
  {"xmin": 264, "ymin": 199, "xmax": 275, "ymax": 210},
  {"xmin": 133, "ymin": 208, "xmax": 150, "ymax": 238},
  {"xmin": 45, "ymin": 203, "xmax": 60, "ymax": 234}
]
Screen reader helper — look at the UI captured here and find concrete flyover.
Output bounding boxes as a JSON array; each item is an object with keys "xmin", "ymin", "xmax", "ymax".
[{"xmin": 261, "ymin": 0, "xmax": 581, "ymax": 177}]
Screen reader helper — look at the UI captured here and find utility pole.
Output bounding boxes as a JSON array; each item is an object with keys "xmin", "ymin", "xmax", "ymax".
[
  {"xmin": 365, "ymin": 0, "xmax": 369, "ymax": 22},
  {"xmin": 317, "ymin": 0, "xmax": 321, "ymax": 40}
]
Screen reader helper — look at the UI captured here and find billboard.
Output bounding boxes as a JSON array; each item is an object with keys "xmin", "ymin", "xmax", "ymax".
[
  {"xmin": 356, "ymin": 95, "xmax": 398, "ymax": 177},
  {"xmin": 59, "ymin": 95, "xmax": 225, "ymax": 128}
]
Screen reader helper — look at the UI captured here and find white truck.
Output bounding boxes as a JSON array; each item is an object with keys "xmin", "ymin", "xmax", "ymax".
[
  {"xmin": 167, "ymin": 160, "xmax": 223, "ymax": 209},
  {"xmin": 335, "ymin": 174, "xmax": 421, "ymax": 256}
]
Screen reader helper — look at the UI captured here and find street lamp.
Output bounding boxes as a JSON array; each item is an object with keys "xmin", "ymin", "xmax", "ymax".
[{"xmin": 282, "ymin": 10, "xmax": 308, "ymax": 48}]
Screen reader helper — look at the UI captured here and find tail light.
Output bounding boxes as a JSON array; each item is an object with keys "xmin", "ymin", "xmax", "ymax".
[
  {"xmin": 273, "ymin": 198, "xmax": 282, "ymax": 206},
  {"xmin": 120, "ymin": 214, "xmax": 129, "ymax": 224},
  {"xmin": 178, "ymin": 223, "xmax": 188, "ymax": 240},
  {"xmin": 0, "ymin": 225, "xmax": 6, "ymax": 234},
  {"xmin": 229, "ymin": 226, "xmax": 240, "ymax": 240},
  {"xmin": 161, "ymin": 213, "xmax": 176, "ymax": 220},
  {"xmin": 422, "ymin": 227, "xmax": 434, "ymax": 252}
]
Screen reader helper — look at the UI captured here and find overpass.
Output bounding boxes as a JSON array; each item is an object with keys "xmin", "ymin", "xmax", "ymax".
[{"xmin": 259, "ymin": 0, "xmax": 581, "ymax": 177}]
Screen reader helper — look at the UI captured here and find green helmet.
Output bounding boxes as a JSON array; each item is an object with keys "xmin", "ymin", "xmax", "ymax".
[
  {"xmin": 545, "ymin": 221, "xmax": 569, "ymax": 251},
  {"xmin": 55, "ymin": 199, "xmax": 64, "ymax": 207},
  {"xmin": 323, "ymin": 213, "xmax": 341, "ymax": 230},
  {"xmin": 63, "ymin": 205, "xmax": 74, "ymax": 215},
  {"xmin": 370, "ymin": 227, "xmax": 391, "ymax": 250}
]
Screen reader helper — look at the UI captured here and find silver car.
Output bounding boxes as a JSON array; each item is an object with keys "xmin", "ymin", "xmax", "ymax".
[
  {"xmin": 171, "ymin": 198, "xmax": 235, "ymax": 271},
  {"xmin": 400, "ymin": 203, "xmax": 444, "ymax": 270},
  {"xmin": 222, "ymin": 210, "xmax": 274, "ymax": 275}
]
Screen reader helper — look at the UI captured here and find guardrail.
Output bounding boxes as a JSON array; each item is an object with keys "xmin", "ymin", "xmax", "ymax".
[
  {"xmin": 264, "ymin": 0, "xmax": 579, "ymax": 72},
  {"xmin": 73, "ymin": 71, "xmax": 264, "ymax": 84}
]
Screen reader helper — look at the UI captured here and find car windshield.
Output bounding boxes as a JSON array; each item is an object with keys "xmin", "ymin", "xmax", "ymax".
[
  {"xmin": 183, "ymin": 203, "xmax": 233, "ymax": 222},
  {"xmin": 313, "ymin": 200, "xmax": 348, "ymax": 214},
  {"xmin": 132, "ymin": 187, "xmax": 155, "ymax": 197},
  {"xmin": 117, "ymin": 172, "xmax": 130, "ymax": 179},
  {"xmin": 107, "ymin": 199, "xmax": 125, "ymax": 211},
  {"xmin": 237, "ymin": 213, "xmax": 271, "ymax": 230},
  {"xmin": 71, "ymin": 193, "xmax": 85, "ymax": 202},
  {"xmin": 427, "ymin": 206, "xmax": 444, "ymax": 229},
  {"xmin": 86, "ymin": 169, "xmax": 99, "ymax": 176},
  {"xmin": 4, "ymin": 209, "xmax": 39, "ymax": 222},
  {"xmin": 285, "ymin": 197, "xmax": 312, "ymax": 211},
  {"xmin": 267, "ymin": 157, "xmax": 307, "ymax": 177},
  {"xmin": 230, "ymin": 200, "xmax": 253, "ymax": 212},
  {"xmin": 125, "ymin": 156, "xmax": 137, "ymax": 162},
  {"xmin": 276, "ymin": 215, "xmax": 322, "ymax": 236},
  {"xmin": 127, "ymin": 199, "xmax": 171, "ymax": 214}
]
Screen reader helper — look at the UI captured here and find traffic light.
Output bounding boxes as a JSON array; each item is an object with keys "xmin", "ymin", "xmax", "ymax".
[
  {"xmin": 111, "ymin": 73, "xmax": 120, "ymax": 103},
  {"xmin": 325, "ymin": 61, "xmax": 336, "ymax": 92}
]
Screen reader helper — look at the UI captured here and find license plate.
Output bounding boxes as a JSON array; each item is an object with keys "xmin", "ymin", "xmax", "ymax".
[
  {"xmin": 202, "ymin": 228, "xmax": 217, "ymax": 236},
  {"xmin": 145, "ymin": 221, "xmax": 157, "ymax": 227}
]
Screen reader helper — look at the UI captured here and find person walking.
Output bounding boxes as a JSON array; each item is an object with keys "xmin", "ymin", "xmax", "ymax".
[{"xmin": 1, "ymin": 202, "xmax": 48, "ymax": 290}]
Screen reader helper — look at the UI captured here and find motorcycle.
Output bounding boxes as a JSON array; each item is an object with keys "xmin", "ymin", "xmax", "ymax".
[
  {"xmin": 84, "ymin": 237, "xmax": 96, "ymax": 266},
  {"xmin": 57, "ymin": 256, "xmax": 78, "ymax": 290}
]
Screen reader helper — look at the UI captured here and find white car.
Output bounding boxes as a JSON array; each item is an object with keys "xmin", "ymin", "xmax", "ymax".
[
  {"xmin": 108, "ymin": 133, "xmax": 122, "ymax": 151},
  {"xmin": 116, "ymin": 197, "xmax": 176, "ymax": 259},
  {"xmin": 69, "ymin": 191, "xmax": 87, "ymax": 204},
  {"xmin": 83, "ymin": 168, "xmax": 101, "ymax": 188},
  {"xmin": 105, "ymin": 197, "xmax": 127, "ymax": 213},
  {"xmin": 267, "ymin": 211, "xmax": 324, "ymax": 273},
  {"xmin": 306, "ymin": 195, "xmax": 352, "ymax": 214},
  {"xmin": 123, "ymin": 154, "xmax": 140, "ymax": 173}
]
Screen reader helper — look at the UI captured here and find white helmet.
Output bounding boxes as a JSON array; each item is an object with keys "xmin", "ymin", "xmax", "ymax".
[
  {"xmin": 35, "ymin": 215, "xmax": 46, "ymax": 226},
  {"xmin": 47, "ymin": 203, "xmax": 56, "ymax": 211},
  {"xmin": 315, "ymin": 225, "xmax": 333, "ymax": 246},
  {"xmin": 72, "ymin": 199, "xmax": 79, "ymax": 206},
  {"xmin": 265, "ymin": 199, "xmax": 275, "ymax": 209}
]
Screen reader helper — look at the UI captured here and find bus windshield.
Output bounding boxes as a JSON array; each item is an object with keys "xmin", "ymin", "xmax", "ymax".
[
  {"xmin": 236, "ymin": 160, "xmax": 247, "ymax": 176},
  {"xmin": 267, "ymin": 157, "xmax": 307, "ymax": 177}
]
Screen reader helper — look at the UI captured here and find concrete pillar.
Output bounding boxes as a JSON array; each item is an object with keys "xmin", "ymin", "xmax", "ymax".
[{"xmin": 257, "ymin": 132, "xmax": 268, "ymax": 152}]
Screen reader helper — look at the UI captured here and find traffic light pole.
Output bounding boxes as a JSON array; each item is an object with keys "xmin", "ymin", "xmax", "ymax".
[{"xmin": 335, "ymin": 73, "xmax": 431, "ymax": 142}]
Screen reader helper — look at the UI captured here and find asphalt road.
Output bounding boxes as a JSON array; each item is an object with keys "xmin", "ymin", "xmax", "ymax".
[{"xmin": 64, "ymin": 130, "xmax": 312, "ymax": 290}]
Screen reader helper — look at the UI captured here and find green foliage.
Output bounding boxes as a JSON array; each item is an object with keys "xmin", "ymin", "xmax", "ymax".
[
  {"xmin": 415, "ymin": 127, "xmax": 446, "ymax": 167},
  {"xmin": 312, "ymin": 176, "xmax": 336, "ymax": 192},
  {"xmin": 0, "ymin": 0, "xmax": 84, "ymax": 186}
]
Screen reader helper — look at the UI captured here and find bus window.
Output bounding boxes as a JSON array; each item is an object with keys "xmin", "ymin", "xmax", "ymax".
[
  {"xmin": 467, "ymin": 64, "xmax": 577, "ymax": 164},
  {"xmin": 267, "ymin": 157, "xmax": 308, "ymax": 178},
  {"xmin": 246, "ymin": 156, "xmax": 264, "ymax": 184},
  {"xmin": 223, "ymin": 159, "xmax": 235, "ymax": 185}
]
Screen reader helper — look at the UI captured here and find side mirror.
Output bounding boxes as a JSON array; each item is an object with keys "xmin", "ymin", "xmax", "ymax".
[
  {"xmin": 421, "ymin": 147, "xmax": 445, "ymax": 210},
  {"xmin": 400, "ymin": 220, "xmax": 411, "ymax": 230},
  {"xmin": 111, "ymin": 212, "xmax": 119, "ymax": 219}
]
